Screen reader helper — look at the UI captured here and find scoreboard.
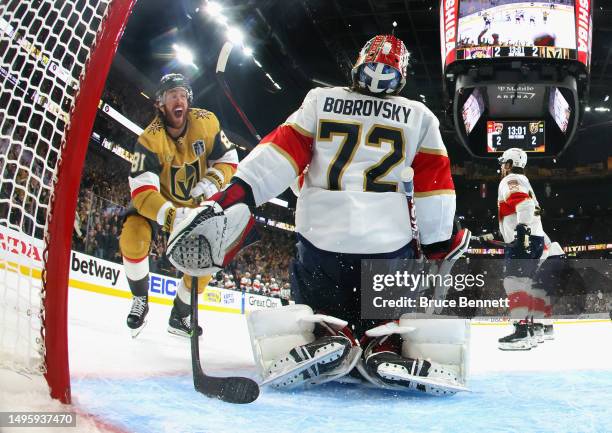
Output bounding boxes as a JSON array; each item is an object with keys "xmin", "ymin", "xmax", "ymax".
[{"xmin": 487, "ymin": 121, "xmax": 545, "ymax": 153}]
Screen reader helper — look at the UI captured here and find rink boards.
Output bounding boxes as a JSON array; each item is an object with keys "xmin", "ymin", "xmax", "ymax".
[{"xmin": 0, "ymin": 224, "xmax": 282, "ymax": 315}]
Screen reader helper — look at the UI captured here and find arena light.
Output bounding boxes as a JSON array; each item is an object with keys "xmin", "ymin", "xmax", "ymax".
[
  {"xmin": 594, "ymin": 107, "xmax": 610, "ymax": 112},
  {"xmin": 585, "ymin": 106, "xmax": 591, "ymax": 112},
  {"xmin": 227, "ymin": 27, "xmax": 244, "ymax": 45},
  {"xmin": 173, "ymin": 44, "xmax": 195, "ymax": 67},
  {"xmin": 242, "ymin": 46, "xmax": 253, "ymax": 57},
  {"xmin": 205, "ymin": 1, "xmax": 223, "ymax": 18},
  {"xmin": 216, "ymin": 15, "xmax": 228, "ymax": 27},
  {"xmin": 605, "ymin": 95, "xmax": 610, "ymax": 102}
]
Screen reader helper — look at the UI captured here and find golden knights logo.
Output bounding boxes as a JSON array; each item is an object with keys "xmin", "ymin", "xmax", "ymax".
[
  {"xmin": 170, "ymin": 159, "xmax": 200, "ymax": 201},
  {"xmin": 529, "ymin": 122, "xmax": 540, "ymax": 135}
]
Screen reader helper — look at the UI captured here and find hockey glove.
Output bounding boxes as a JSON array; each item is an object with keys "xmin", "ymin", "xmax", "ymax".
[
  {"xmin": 167, "ymin": 179, "xmax": 259, "ymax": 276},
  {"xmin": 514, "ymin": 223, "xmax": 531, "ymax": 254},
  {"xmin": 160, "ymin": 206, "xmax": 192, "ymax": 233},
  {"xmin": 190, "ymin": 177, "xmax": 219, "ymax": 201},
  {"xmin": 423, "ymin": 228, "xmax": 472, "ymax": 263}
]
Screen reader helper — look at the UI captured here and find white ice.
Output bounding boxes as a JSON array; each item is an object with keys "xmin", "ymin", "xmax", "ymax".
[
  {"xmin": 1, "ymin": 287, "xmax": 611, "ymax": 433},
  {"xmin": 458, "ymin": 3, "xmax": 577, "ymax": 49}
]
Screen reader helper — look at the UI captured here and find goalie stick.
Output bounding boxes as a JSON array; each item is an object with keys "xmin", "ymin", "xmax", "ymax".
[
  {"xmin": 190, "ymin": 276, "xmax": 260, "ymax": 404},
  {"xmin": 400, "ymin": 167, "xmax": 422, "ymax": 259}
]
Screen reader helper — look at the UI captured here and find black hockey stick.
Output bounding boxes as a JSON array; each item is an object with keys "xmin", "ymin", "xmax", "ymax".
[
  {"xmin": 216, "ymin": 42, "xmax": 261, "ymax": 143},
  {"xmin": 190, "ymin": 276, "xmax": 260, "ymax": 404},
  {"xmin": 472, "ymin": 234, "xmax": 508, "ymax": 247}
]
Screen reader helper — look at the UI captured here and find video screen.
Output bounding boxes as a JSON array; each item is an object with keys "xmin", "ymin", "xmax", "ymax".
[
  {"xmin": 457, "ymin": 0, "xmax": 576, "ymax": 57},
  {"xmin": 461, "ymin": 88, "xmax": 485, "ymax": 134},
  {"xmin": 549, "ymin": 87, "xmax": 571, "ymax": 133},
  {"xmin": 487, "ymin": 120, "xmax": 545, "ymax": 153}
]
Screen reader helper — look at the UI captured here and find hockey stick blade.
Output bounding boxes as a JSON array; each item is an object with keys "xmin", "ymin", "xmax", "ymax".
[{"xmin": 190, "ymin": 277, "xmax": 260, "ymax": 404}]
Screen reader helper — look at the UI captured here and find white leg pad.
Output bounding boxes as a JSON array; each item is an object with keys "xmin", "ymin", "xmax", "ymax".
[
  {"xmin": 399, "ymin": 315, "xmax": 470, "ymax": 384},
  {"xmin": 247, "ymin": 304, "xmax": 316, "ymax": 380}
]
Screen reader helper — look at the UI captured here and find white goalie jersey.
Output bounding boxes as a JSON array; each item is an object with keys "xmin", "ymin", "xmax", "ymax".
[{"xmin": 235, "ymin": 86, "xmax": 456, "ymax": 254}]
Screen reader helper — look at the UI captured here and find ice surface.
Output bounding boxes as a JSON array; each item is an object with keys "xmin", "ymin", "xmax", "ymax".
[{"xmin": 2, "ymin": 288, "xmax": 611, "ymax": 433}]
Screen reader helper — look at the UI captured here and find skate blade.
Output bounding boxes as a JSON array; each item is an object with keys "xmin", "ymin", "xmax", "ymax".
[
  {"xmin": 130, "ymin": 320, "xmax": 147, "ymax": 339},
  {"xmin": 167, "ymin": 326, "xmax": 199, "ymax": 338},
  {"xmin": 378, "ymin": 367, "xmax": 470, "ymax": 393},
  {"xmin": 262, "ymin": 346, "xmax": 345, "ymax": 388},
  {"xmin": 498, "ymin": 342, "xmax": 531, "ymax": 351}
]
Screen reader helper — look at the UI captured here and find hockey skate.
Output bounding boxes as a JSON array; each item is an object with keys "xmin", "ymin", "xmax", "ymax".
[
  {"xmin": 127, "ymin": 295, "xmax": 149, "ymax": 338},
  {"xmin": 543, "ymin": 324, "xmax": 554, "ymax": 340},
  {"xmin": 498, "ymin": 321, "xmax": 532, "ymax": 350},
  {"xmin": 527, "ymin": 322, "xmax": 538, "ymax": 348},
  {"xmin": 167, "ymin": 307, "xmax": 203, "ymax": 338},
  {"xmin": 362, "ymin": 351, "xmax": 468, "ymax": 395},
  {"xmin": 263, "ymin": 335, "xmax": 355, "ymax": 388},
  {"xmin": 532, "ymin": 322, "xmax": 545, "ymax": 344},
  {"xmin": 358, "ymin": 333, "xmax": 468, "ymax": 396}
]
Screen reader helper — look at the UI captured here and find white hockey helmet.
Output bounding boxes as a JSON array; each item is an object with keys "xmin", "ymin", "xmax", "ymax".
[{"xmin": 498, "ymin": 147, "xmax": 527, "ymax": 168}]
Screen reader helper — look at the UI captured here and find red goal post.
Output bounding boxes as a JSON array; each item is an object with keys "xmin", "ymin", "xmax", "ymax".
[{"xmin": 0, "ymin": 0, "xmax": 136, "ymax": 403}]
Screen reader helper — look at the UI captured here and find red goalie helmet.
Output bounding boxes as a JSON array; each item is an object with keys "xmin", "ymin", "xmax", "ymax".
[{"xmin": 351, "ymin": 34, "xmax": 409, "ymax": 95}]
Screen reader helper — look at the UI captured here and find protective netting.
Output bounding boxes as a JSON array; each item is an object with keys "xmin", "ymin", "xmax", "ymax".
[{"xmin": 0, "ymin": 0, "xmax": 112, "ymax": 375}]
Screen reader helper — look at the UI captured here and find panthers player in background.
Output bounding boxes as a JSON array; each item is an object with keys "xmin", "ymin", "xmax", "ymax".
[
  {"xmin": 496, "ymin": 148, "xmax": 556, "ymax": 350},
  {"xmin": 120, "ymin": 73, "xmax": 238, "ymax": 337},
  {"xmin": 169, "ymin": 35, "xmax": 471, "ymax": 394}
]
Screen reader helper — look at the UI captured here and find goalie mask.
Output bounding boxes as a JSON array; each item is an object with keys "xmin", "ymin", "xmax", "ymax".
[
  {"xmin": 351, "ymin": 35, "xmax": 409, "ymax": 95},
  {"xmin": 155, "ymin": 73, "xmax": 193, "ymax": 105}
]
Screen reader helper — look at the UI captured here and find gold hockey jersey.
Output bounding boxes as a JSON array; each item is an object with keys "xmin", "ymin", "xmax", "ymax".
[{"xmin": 128, "ymin": 108, "xmax": 238, "ymax": 226}]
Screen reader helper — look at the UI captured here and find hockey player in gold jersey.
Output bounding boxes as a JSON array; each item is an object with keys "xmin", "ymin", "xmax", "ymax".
[{"xmin": 119, "ymin": 73, "xmax": 238, "ymax": 337}]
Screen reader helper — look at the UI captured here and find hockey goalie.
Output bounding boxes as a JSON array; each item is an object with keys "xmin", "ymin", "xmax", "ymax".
[{"xmin": 167, "ymin": 35, "xmax": 471, "ymax": 395}]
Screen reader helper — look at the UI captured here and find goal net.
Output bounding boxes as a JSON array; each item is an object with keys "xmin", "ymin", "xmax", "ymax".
[{"xmin": 0, "ymin": 0, "xmax": 134, "ymax": 403}]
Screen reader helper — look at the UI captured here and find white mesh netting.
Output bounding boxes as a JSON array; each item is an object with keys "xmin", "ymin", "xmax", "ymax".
[{"xmin": 0, "ymin": 0, "xmax": 113, "ymax": 375}]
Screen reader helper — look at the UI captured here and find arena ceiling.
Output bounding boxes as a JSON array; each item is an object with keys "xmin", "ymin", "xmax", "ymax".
[{"xmin": 114, "ymin": 0, "xmax": 612, "ymax": 163}]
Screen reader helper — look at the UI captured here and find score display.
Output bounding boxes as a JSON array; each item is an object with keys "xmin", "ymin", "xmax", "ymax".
[
  {"xmin": 487, "ymin": 121, "xmax": 545, "ymax": 153},
  {"xmin": 441, "ymin": 0, "xmax": 593, "ymax": 70}
]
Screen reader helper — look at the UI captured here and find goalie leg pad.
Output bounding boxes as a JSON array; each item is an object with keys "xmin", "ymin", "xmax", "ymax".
[
  {"xmin": 264, "ymin": 335, "xmax": 352, "ymax": 388},
  {"xmin": 365, "ymin": 351, "xmax": 463, "ymax": 396},
  {"xmin": 247, "ymin": 304, "xmax": 356, "ymax": 388},
  {"xmin": 399, "ymin": 316, "xmax": 470, "ymax": 385}
]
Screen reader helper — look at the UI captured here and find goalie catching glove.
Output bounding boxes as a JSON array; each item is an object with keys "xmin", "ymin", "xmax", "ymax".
[{"xmin": 166, "ymin": 179, "xmax": 259, "ymax": 276}]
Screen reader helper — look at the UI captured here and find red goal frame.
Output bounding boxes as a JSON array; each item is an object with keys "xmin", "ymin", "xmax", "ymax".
[{"xmin": 42, "ymin": 0, "xmax": 136, "ymax": 404}]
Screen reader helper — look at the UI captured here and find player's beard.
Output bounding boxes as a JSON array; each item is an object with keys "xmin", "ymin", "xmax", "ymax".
[{"xmin": 162, "ymin": 102, "xmax": 188, "ymax": 131}]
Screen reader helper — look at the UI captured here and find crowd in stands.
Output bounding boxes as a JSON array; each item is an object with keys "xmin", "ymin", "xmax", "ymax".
[
  {"xmin": 0, "ymin": 123, "xmax": 54, "ymax": 239},
  {"xmin": 71, "ymin": 146, "xmax": 296, "ymax": 299}
]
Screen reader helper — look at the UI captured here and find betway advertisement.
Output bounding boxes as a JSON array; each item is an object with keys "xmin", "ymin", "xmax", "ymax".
[{"xmin": 0, "ymin": 224, "xmax": 280, "ymax": 314}]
